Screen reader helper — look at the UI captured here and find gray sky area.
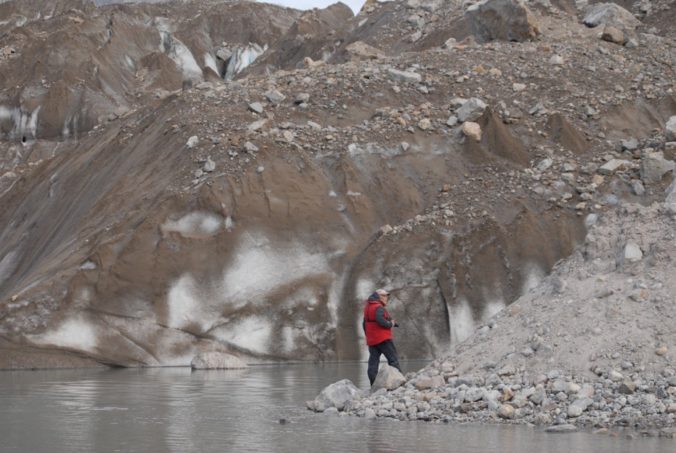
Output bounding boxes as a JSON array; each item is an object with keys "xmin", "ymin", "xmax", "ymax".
[{"xmin": 260, "ymin": 0, "xmax": 366, "ymax": 13}]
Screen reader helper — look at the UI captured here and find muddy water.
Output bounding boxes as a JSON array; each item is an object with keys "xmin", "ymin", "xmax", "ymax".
[{"xmin": 0, "ymin": 362, "xmax": 672, "ymax": 453}]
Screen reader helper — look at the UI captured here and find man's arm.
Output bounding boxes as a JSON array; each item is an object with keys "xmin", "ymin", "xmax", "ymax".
[{"xmin": 375, "ymin": 306, "xmax": 394, "ymax": 328}]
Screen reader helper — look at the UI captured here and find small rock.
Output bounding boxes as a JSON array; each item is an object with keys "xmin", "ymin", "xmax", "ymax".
[
  {"xmin": 461, "ymin": 122, "xmax": 482, "ymax": 142},
  {"xmin": 549, "ymin": 55, "xmax": 564, "ymax": 66},
  {"xmin": 248, "ymin": 102, "xmax": 264, "ymax": 114},
  {"xmin": 446, "ymin": 115, "xmax": 458, "ymax": 127},
  {"xmin": 203, "ymin": 157, "xmax": 216, "ymax": 172},
  {"xmin": 295, "ymin": 93, "xmax": 310, "ymax": 104},
  {"xmin": 598, "ymin": 159, "xmax": 631, "ymax": 175},
  {"xmin": 545, "ymin": 424, "xmax": 578, "ymax": 433},
  {"xmin": 186, "ymin": 136, "xmax": 199, "ymax": 148},
  {"xmin": 244, "ymin": 142, "xmax": 259, "ymax": 153},
  {"xmin": 387, "ymin": 68, "xmax": 422, "ymax": 84},
  {"xmin": 513, "ymin": 83, "xmax": 527, "ymax": 92},
  {"xmin": 619, "ymin": 380, "xmax": 636, "ymax": 394},
  {"xmin": 497, "ymin": 404, "xmax": 515, "ymax": 419},
  {"xmin": 624, "ymin": 242, "xmax": 643, "ymax": 262},
  {"xmin": 655, "ymin": 346, "xmax": 668, "ymax": 356},
  {"xmin": 265, "ymin": 90, "xmax": 286, "ymax": 104},
  {"xmin": 666, "ymin": 116, "xmax": 676, "ymax": 141},
  {"xmin": 601, "ymin": 26, "xmax": 626, "ymax": 45},
  {"xmin": 418, "ymin": 118, "xmax": 432, "ymax": 131},
  {"xmin": 640, "ymin": 151, "xmax": 675, "ymax": 184}
]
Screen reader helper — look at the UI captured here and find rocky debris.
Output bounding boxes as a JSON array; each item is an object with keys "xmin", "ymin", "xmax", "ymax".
[
  {"xmin": 598, "ymin": 159, "xmax": 631, "ymax": 175},
  {"xmin": 265, "ymin": 90, "xmax": 286, "ymax": 104},
  {"xmin": 190, "ymin": 351, "xmax": 247, "ymax": 369},
  {"xmin": 465, "ymin": 0, "xmax": 540, "ymax": 43},
  {"xmin": 186, "ymin": 136, "xmax": 199, "ymax": 149},
  {"xmin": 342, "ymin": 204, "xmax": 676, "ymax": 436},
  {"xmin": 307, "ymin": 379, "xmax": 362, "ymax": 412},
  {"xmin": 249, "ymin": 102, "xmax": 264, "ymax": 114}
]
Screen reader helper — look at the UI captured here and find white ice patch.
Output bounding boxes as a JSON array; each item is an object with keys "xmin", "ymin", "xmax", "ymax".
[
  {"xmin": 166, "ymin": 274, "xmax": 210, "ymax": 331},
  {"xmin": 219, "ymin": 233, "xmax": 330, "ymax": 309},
  {"xmin": 158, "ymin": 31, "xmax": 202, "ymax": 81},
  {"xmin": 481, "ymin": 300, "xmax": 505, "ymax": 322},
  {"xmin": 214, "ymin": 316, "xmax": 272, "ymax": 354},
  {"xmin": 224, "ymin": 43, "xmax": 267, "ymax": 80},
  {"xmin": 520, "ymin": 263, "xmax": 546, "ymax": 295},
  {"xmin": 161, "ymin": 211, "xmax": 224, "ymax": 238},
  {"xmin": 449, "ymin": 298, "xmax": 475, "ymax": 344},
  {"xmin": 281, "ymin": 326, "xmax": 295, "ymax": 354},
  {"xmin": 204, "ymin": 53, "xmax": 220, "ymax": 76},
  {"xmin": 34, "ymin": 317, "xmax": 98, "ymax": 352},
  {"xmin": 356, "ymin": 278, "xmax": 376, "ymax": 302},
  {"xmin": 0, "ymin": 105, "xmax": 41, "ymax": 140}
]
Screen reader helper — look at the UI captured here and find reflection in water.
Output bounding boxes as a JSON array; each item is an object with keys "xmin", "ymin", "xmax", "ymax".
[{"xmin": 0, "ymin": 363, "xmax": 673, "ymax": 453}]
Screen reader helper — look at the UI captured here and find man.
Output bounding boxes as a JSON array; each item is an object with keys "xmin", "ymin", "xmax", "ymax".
[{"xmin": 362, "ymin": 288, "xmax": 401, "ymax": 386}]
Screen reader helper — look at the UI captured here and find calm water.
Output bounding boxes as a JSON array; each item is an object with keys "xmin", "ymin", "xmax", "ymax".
[{"xmin": 0, "ymin": 362, "xmax": 673, "ymax": 453}]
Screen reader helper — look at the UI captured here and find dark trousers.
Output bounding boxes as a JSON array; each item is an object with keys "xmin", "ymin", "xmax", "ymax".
[{"xmin": 367, "ymin": 339, "xmax": 401, "ymax": 385}]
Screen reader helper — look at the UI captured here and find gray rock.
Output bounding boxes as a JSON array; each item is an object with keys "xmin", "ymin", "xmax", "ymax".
[
  {"xmin": 465, "ymin": 0, "xmax": 540, "ymax": 43},
  {"xmin": 567, "ymin": 397, "xmax": 593, "ymax": 417},
  {"xmin": 295, "ymin": 93, "xmax": 310, "ymax": 104},
  {"xmin": 372, "ymin": 364, "xmax": 406, "ymax": 391},
  {"xmin": 190, "ymin": 352, "xmax": 247, "ymax": 369},
  {"xmin": 583, "ymin": 3, "xmax": 641, "ymax": 29},
  {"xmin": 667, "ymin": 116, "xmax": 676, "ymax": 141},
  {"xmin": 248, "ymin": 102, "xmax": 264, "ymax": 114},
  {"xmin": 619, "ymin": 380, "xmax": 637, "ymax": 394},
  {"xmin": 265, "ymin": 90, "xmax": 286, "ymax": 104},
  {"xmin": 203, "ymin": 157, "xmax": 216, "ymax": 173},
  {"xmin": 457, "ymin": 98, "xmax": 487, "ymax": 122},
  {"xmin": 631, "ymin": 180, "xmax": 645, "ymax": 196},
  {"xmin": 545, "ymin": 424, "xmax": 578, "ymax": 433},
  {"xmin": 387, "ymin": 68, "xmax": 422, "ymax": 84},
  {"xmin": 216, "ymin": 47, "xmax": 232, "ymax": 62},
  {"xmin": 621, "ymin": 138, "xmax": 639, "ymax": 151},
  {"xmin": 624, "ymin": 242, "xmax": 643, "ymax": 262},
  {"xmin": 599, "ymin": 159, "xmax": 631, "ymax": 175},
  {"xmin": 243, "ymin": 141, "xmax": 259, "ymax": 153},
  {"xmin": 186, "ymin": 136, "xmax": 199, "ymax": 149},
  {"xmin": 310, "ymin": 379, "xmax": 361, "ymax": 412},
  {"xmin": 640, "ymin": 151, "xmax": 675, "ymax": 184}
]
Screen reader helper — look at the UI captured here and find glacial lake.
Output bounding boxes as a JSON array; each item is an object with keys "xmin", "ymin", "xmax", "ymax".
[{"xmin": 0, "ymin": 362, "xmax": 673, "ymax": 453}]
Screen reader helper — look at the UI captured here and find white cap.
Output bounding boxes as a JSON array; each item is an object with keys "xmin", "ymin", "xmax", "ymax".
[{"xmin": 375, "ymin": 288, "xmax": 390, "ymax": 296}]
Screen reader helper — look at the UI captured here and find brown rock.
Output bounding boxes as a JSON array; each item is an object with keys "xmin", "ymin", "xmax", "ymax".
[
  {"xmin": 601, "ymin": 26, "xmax": 626, "ymax": 45},
  {"xmin": 465, "ymin": 0, "xmax": 540, "ymax": 43}
]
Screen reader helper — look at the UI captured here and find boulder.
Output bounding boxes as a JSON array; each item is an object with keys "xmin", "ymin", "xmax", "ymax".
[
  {"xmin": 387, "ymin": 68, "xmax": 422, "ymax": 84},
  {"xmin": 346, "ymin": 41, "xmax": 384, "ymax": 60},
  {"xmin": 372, "ymin": 364, "xmax": 406, "ymax": 391},
  {"xmin": 567, "ymin": 397, "xmax": 593, "ymax": 417},
  {"xmin": 601, "ymin": 26, "xmax": 626, "ymax": 45},
  {"xmin": 583, "ymin": 3, "xmax": 640, "ymax": 29},
  {"xmin": 308, "ymin": 379, "xmax": 361, "ymax": 412},
  {"xmin": 465, "ymin": 0, "xmax": 540, "ymax": 43},
  {"xmin": 640, "ymin": 151, "xmax": 675, "ymax": 184},
  {"xmin": 461, "ymin": 121, "xmax": 482, "ymax": 142},
  {"xmin": 667, "ymin": 116, "xmax": 676, "ymax": 141},
  {"xmin": 456, "ymin": 98, "xmax": 487, "ymax": 122},
  {"xmin": 190, "ymin": 352, "xmax": 248, "ymax": 370}
]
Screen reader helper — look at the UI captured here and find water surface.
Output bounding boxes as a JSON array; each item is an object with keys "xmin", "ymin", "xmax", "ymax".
[{"xmin": 1, "ymin": 362, "xmax": 672, "ymax": 453}]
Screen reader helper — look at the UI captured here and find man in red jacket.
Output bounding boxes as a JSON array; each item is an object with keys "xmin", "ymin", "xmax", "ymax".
[{"xmin": 363, "ymin": 288, "xmax": 401, "ymax": 386}]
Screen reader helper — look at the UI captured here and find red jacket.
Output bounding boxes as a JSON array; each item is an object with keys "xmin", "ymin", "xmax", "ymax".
[{"xmin": 363, "ymin": 299, "xmax": 393, "ymax": 346}]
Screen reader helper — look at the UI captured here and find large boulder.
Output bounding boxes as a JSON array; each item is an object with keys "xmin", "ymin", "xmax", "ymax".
[
  {"xmin": 583, "ymin": 3, "xmax": 640, "ymax": 30},
  {"xmin": 190, "ymin": 352, "xmax": 248, "ymax": 370},
  {"xmin": 372, "ymin": 364, "xmax": 407, "ymax": 391},
  {"xmin": 465, "ymin": 0, "xmax": 540, "ymax": 43},
  {"xmin": 640, "ymin": 151, "xmax": 675, "ymax": 184},
  {"xmin": 307, "ymin": 379, "xmax": 361, "ymax": 412}
]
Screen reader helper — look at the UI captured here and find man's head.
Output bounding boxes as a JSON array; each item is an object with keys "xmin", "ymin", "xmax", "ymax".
[{"xmin": 375, "ymin": 288, "xmax": 390, "ymax": 304}]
